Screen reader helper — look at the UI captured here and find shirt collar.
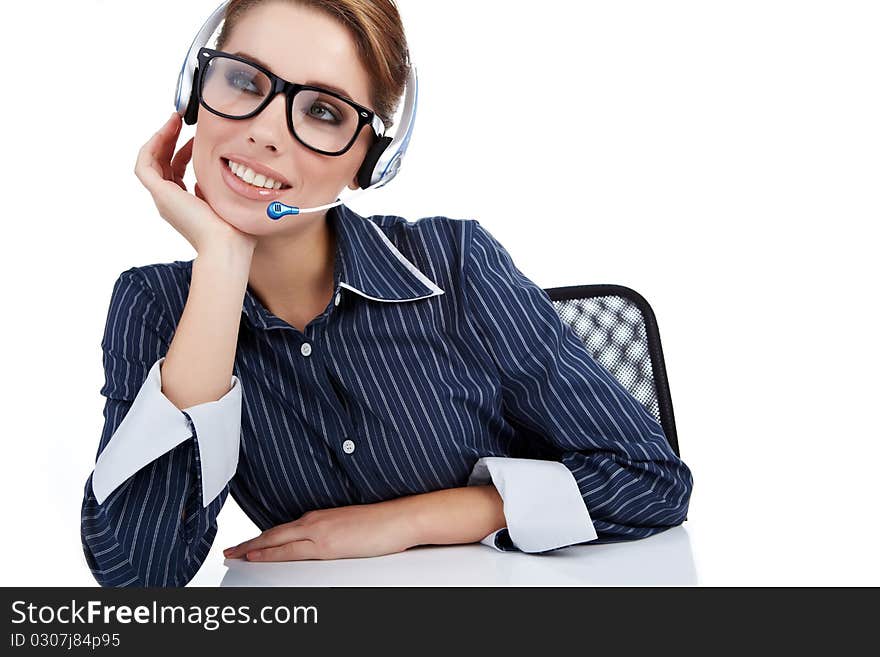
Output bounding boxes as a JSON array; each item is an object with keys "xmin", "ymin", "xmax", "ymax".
[{"xmin": 241, "ymin": 203, "xmax": 444, "ymax": 329}]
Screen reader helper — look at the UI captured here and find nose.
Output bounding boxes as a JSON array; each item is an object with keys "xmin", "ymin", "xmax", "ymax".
[{"xmin": 246, "ymin": 93, "xmax": 289, "ymax": 151}]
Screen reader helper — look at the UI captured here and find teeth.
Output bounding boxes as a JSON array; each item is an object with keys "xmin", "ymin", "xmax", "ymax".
[{"xmin": 226, "ymin": 159, "xmax": 285, "ymax": 190}]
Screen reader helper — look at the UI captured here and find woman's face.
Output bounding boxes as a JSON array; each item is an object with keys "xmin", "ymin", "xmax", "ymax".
[{"xmin": 191, "ymin": 1, "xmax": 376, "ymax": 236}]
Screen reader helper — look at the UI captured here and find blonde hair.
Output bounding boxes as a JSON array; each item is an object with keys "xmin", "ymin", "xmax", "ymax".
[{"xmin": 215, "ymin": 0, "xmax": 411, "ymax": 131}]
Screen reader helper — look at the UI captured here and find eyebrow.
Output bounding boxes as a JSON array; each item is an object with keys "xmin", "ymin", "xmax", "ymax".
[{"xmin": 231, "ymin": 50, "xmax": 354, "ymax": 99}]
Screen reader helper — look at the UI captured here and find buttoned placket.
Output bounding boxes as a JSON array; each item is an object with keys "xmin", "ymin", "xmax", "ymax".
[
  {"xmin": 294, "ymin": 303, "xmax": 368, "ymax": 492},
  {"xmin": 244, "ymin": 274, "xmax": 354, "ymax": 423}
]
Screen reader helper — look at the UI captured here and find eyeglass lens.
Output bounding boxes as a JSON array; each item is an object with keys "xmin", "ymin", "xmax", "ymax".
[{"xmin": 200, "ymin": 55, "xmax": 361, "ymax": 153}]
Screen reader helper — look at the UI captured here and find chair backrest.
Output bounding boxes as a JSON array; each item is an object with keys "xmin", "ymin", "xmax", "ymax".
[{"xmin": 544, "ymin": 284, "xmax": 680, "ymax": 457}]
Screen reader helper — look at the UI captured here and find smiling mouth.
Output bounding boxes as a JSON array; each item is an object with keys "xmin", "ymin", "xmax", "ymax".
[{"xmin": 221, "ymin": 158, "xmax": 292, "ymax": 190}]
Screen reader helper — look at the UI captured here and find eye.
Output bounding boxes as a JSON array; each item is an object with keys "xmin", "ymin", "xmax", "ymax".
[
  {"xmin": 226, "ymin": 69, "xmax": 263, "ymax": 95},
  {"xmin": 307, "ymin": 102, "xmax": 342, "ymax": 124}
]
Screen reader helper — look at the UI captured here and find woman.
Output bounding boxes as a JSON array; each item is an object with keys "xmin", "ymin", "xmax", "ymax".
[{"xmin": 81, "ymin": 0, "xmax": 694, "ymax": 587}]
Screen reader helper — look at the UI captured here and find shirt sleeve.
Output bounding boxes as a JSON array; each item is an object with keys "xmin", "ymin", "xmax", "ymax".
[
  {"xmin": 80, "ymin": 269, "xmax": 243, "ymax": 586},
  {"xmin": 462, "ymin": 221, "xmax": 694, "ymax": 553}
]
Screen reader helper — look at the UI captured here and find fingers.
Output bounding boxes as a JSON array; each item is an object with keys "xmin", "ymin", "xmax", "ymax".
[
  {"xmin": 157, "ymin": 113, "xmax": 182, "ymax": 173},
  {"xmin": 246, "ymin": 540, "xmax": 318, "ymax": 562},
  {"xmin": 134, "ymin": 113, "xmax": 181, "ymax": 189},
  {"xmin": 223, "ymin": 533, "xmax": 280, "ymax": 558},
  {"xmin": 134, "ymin": 131, "xmax": 162, "ymax": 188},
  {"xmin": 224, "ymin": 525, "xmax": 308, "ymax": 559},
  {"xmin": 170, "ymin": 137, "xmax": 194, "ymax": 189}
]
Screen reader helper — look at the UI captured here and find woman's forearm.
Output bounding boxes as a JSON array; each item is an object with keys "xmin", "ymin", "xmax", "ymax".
[
  {"xmin": 405, "ymin": 484, "xmax": 506, "ymax": 547},
  {"xmin": 160, "ymin": 243, "xmax": 254, "ymax": 409}
]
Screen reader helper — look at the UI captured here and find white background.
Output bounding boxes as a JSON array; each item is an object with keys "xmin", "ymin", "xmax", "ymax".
[{"xmin": 1, "ymin": 0, "xmax": 877, "ymax": 586}]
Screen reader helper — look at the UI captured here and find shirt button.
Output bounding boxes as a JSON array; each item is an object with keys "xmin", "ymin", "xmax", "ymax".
[
  {"xmin": 300, "ymin": 342, "xmax": 312, "ymax": 357},
  {"xmin": 342, "ymin": 439, "xmax": 355, "ymax": 454},
  {"xmin": 334, "ymin": 291, "xmax": 342, "ymax": 306}
]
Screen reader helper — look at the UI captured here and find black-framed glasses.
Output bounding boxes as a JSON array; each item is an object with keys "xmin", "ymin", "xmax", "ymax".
[{"xmin": 196, "ymin": 47, "xmax": 386, "ymax": 156}]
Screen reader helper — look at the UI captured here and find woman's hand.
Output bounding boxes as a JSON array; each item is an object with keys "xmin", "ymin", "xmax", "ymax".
[
  {"xmin": 134, "ymin": 111, "xmax": 258, "ymax": 256},
  {"xmin": 222, "ymin": 500, "xmax": 422, "ymax": 561}
]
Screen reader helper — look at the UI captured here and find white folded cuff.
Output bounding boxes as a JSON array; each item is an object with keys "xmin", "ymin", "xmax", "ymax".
[
  {"xmin": 182, "ymin": 368, "xmax": 243, "ymax": 508},
  {"xmin": 91, "ymin": 357, "xmax": 242, "ymax": 508},
  {"xmin": 467, "ymin": 456, "xmax": 598, "ymax": 553}
]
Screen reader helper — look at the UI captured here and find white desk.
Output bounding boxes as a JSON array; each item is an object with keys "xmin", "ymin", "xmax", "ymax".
[{"xmin": 213, "ymin": 526, "xmax": 696, "ymax": 586}]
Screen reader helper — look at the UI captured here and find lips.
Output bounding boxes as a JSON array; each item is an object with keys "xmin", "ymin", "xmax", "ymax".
[{"xmin": 219, "ymin": 157, "xmax": 291, "ymax": 202}]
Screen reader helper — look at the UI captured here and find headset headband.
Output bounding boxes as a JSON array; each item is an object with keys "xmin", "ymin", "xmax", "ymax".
[{"xmin": 173, "ymin": 0, "xmax": 418, "ymax": 190}]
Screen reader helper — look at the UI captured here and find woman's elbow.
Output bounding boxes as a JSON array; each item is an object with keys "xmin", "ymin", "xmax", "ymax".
[{"xmin": 659, "ymin": 458, "xmax": 693, "ymax": 526}]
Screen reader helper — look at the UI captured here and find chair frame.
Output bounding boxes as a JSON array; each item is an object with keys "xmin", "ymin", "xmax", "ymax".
[{"xmin": 544, "ymin": 284, "xmax": 680, "ymax": 457}]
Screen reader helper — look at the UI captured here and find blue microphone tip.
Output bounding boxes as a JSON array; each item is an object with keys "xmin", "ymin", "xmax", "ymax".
[{"xmin": 267, "ymin": 202, "xmax": 300, "ymax": 220}]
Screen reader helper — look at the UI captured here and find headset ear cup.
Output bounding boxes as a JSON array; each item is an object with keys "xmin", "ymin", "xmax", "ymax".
[
  {"xmin": 356, "ymin": 136, "xmax": 393, "ymax": 189},
  {"xmin": 183, "ymin": 66, "xmax": 200, "ymax": 125}
]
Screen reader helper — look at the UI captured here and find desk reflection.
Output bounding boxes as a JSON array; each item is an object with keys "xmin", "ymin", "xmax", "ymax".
[{"xmin": 218, "ymin": 525, "xmax": 696, "ymax": 586}]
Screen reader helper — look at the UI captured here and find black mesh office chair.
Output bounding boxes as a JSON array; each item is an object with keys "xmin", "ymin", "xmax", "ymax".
[{"xmin": 544, "ymin": 284, "xmax": 680, "ymax": 458}]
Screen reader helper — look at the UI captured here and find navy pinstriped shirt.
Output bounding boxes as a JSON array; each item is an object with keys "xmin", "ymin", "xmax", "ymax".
[{"xmin": 81, "ymin": 203, "xmax": 693, "ymax": 587}]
